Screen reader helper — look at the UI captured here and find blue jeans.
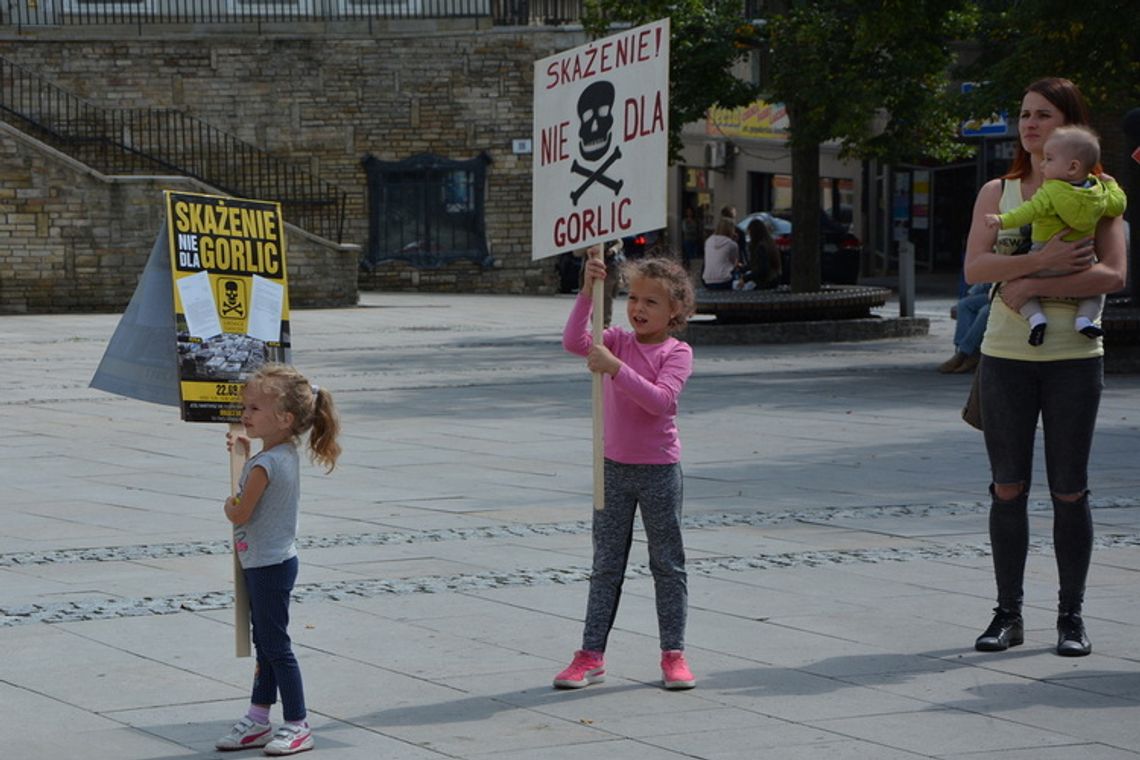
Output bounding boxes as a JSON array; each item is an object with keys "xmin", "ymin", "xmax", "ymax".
[
  {"xmin": 703, "ymin": 280, "xmax": 732, "ymax": 291},
  {"xmin": 955, "ymin": 287, "xmax": 991, "ymax": 356},
  {"xmin": 682, "ymin": 240, "xmax": 699, "ymax": 267},
  {"xmin": 245, "ymin": 556, "xmax": 306, "ymax": 722},
  {"xmin": 979, "ymin": 355, "xmax": 1102, "ymax": 494}
]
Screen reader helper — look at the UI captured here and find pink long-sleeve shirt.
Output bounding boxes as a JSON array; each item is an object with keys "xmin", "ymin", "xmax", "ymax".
[{"xmin": 563, "ymin": 293, "xmax": 693, "ymax": 464}]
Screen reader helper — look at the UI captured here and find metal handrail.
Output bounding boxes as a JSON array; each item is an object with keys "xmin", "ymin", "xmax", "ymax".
[
  {"xmin": 0, "ymin": 0, "xmax": 584, "ymax": 28},
  {"xmin": 0, "ymin": 55, "xmax": 346, "ymax": 242}
]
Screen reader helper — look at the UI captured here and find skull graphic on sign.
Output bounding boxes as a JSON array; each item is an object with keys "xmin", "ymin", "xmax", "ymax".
[
  {"xmin": 570, "ymin": 80, "xmax": 623, "ymax": 206},
  {"xmin": 577, "ymin": 80, "xmax": 615, "ymax": 161}
]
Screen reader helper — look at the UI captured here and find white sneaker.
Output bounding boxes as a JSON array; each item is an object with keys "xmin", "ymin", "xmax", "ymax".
[
  {"xmin": 215, "ymin": 716, "xmax": 273, "ymax": 751},
  {"xmin": 264, "ymin": 723, "xmax": 314, "ymax": 755}
]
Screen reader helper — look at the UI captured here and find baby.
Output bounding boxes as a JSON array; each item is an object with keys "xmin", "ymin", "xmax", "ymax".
[{"xmin": 985, "ymin": 125, "xmax": 1126, "ymax": 345}]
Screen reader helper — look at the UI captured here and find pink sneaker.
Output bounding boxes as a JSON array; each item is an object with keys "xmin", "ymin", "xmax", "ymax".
[
  {"xmin": 553, "ymin": 649, "xmax": 605, "ymax": 689},
  {"xmin": 661, "ymin": 650, "xmax": 696, "ymax": 690}
]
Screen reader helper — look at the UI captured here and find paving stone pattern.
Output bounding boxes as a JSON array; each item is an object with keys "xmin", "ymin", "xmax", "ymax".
[{"xmin": 2, "ymin": 291, "xmax": 1139, "ymax": 759}]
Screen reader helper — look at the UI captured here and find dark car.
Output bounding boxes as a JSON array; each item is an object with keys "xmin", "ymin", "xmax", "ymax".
[
  {"xmin": 621, "ymin": 228, "xmax": 662, "ymax": 259},
  {"xmin": 738, "ymin": 210, "xmax": 862, "ymax": 285},
  {"xmin": 554, "ymin": 232, "xmax": 648, "ymax": 293}
]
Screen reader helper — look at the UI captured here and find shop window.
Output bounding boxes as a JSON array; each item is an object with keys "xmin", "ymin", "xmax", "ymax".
[{"xmin": 766, "ymin": 174, "xmax": 853, "ymax": 225}]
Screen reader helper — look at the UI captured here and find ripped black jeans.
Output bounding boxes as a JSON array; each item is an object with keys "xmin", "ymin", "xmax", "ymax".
[
  {"xmin": 979, "ymin": 355, "xmax": 1102, "ymax": 493},
  {"xmin": 979, "ymin": 355, "xmax": 1102, "ymax": 612}
]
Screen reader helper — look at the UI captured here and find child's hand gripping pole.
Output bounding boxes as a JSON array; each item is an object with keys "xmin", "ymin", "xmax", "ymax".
[
  {"xmin": 229, "ymin": 422, "xmax": 252, "ymax": 657},
  {"xmin": 589, "ymin": 245, "xmax": 605, "ymax": 511}
]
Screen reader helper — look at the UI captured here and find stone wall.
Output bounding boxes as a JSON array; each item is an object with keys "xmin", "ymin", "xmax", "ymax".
[
  {"xmin": 0, "ymin": 123, "xmax": 358, "ymax": 313},
  {"xmin": 0, "ymin": 21, "xmax": 587, "ymax": 306}
]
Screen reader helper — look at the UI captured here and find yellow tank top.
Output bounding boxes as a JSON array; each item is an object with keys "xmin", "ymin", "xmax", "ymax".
[{"xmin": 980, "ymin": 178, "xmax": 1103, "ymax": 361}]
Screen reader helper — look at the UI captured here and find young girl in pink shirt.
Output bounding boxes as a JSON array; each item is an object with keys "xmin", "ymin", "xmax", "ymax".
[{"xmin": 555, "ymin": 247, "xmax": 697, "ymax": 691}]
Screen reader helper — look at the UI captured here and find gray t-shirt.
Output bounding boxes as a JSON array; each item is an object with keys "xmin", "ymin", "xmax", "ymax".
[{"xmin": 234, "ymin": 442, "xmax": 300, "ymax": 569}]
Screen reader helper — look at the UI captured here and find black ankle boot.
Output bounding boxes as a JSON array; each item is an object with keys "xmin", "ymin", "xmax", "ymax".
[
  {"xmin": 975, "ymin": 607, "xmax": 1024, "ymax": 651},
  {"xmin": 1057, "ymin": 611, "xmax": 1091, "ymax": 656}
]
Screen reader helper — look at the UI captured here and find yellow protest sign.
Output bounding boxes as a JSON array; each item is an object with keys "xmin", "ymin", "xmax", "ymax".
[{"xmin": 166, "ymin": 191, "xmax": 291, "ymax": 423}]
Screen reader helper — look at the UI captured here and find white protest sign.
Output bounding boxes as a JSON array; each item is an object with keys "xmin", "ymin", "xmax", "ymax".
[{"xmin": 531, "ymin": 18, "xmax": 670, "ymax": 260}]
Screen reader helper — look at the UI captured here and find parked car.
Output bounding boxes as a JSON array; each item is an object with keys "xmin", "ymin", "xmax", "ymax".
[
  {"xmin": 737, "ymin": 210, "xmax": 862, "ymax": 285},
  {"xmin": 555, "ymin": 227, "xmax": 666, "ymax": 293},
  {"xmin": 621, "ymin": 228, "xmax": 662, "ymax": 259}
]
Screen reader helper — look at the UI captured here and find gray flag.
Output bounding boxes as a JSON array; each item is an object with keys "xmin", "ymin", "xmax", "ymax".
[{"xmin": 89, "ymin": 224, "xmax": 180, "ymax": 407}]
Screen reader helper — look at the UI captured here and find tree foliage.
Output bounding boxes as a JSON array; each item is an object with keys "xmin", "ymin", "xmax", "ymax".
[
  {"xmin": 760, "ymin": 0, "xmax": 979, "ymax": 291},
  {"xmin": 956, "ymin": 0, "xmax": 1140, "ymax": 133},
  {"xmin": 583, "ymin": 0, "xmax": 980, "ymax": 291},
  {"xmin": 581, "ymin": 0, "xmax": 760, "ymax": 160},
  {"xmin": 578, "ymin": 1, "xmax": 1140, "ymax": 292},
  {"xmin": 763, "ymin": 0, "xmax": 978, "ymax": 165}
]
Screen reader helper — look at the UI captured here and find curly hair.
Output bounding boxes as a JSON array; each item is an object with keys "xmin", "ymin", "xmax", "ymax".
[
  {"xmin": 621, "ymin": 255, "xmax": 696, "ymax": 332},
  {"xmin": 245, "ymin": 363, "xmax": 342, "ymax": 473}
]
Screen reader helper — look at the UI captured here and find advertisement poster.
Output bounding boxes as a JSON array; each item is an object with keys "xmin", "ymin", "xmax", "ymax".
[
  {"xmin": 706, "ymin": 100, "xmax": 789, "ymax": 141},
  {"xmin": 911, "ymin": 170, "xmax": 930, "ymax": 230},
  {"xmin": 165, "ymin": 191, "xmax": 290, "ymax": 423},
  {"xmin": 892, "ymin": 172, "xmax": 911, "ymax": 242},
  {"xmin": 531, "ymin": 18, "xmax": 670, "ymax": 259}
]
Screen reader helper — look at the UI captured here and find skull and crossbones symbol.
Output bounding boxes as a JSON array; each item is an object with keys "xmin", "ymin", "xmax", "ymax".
[
  {"xmin": 220, "ymin": 279, "xmax": 244, "ymax": 318},
  {"xmin": 570, "ymin": 80, "xmax": 623, "ymax": 206}
]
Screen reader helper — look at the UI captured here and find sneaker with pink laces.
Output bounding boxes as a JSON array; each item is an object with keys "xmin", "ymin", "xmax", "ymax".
[
  {"xmin": 552, "ymin": 649, "xmax": 605, "ymax": 689},
  {"xmin": 661, "ymin": 650, "xmax": 696, "ymax": 690}
]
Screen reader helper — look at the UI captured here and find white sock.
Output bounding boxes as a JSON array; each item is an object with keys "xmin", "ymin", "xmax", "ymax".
[
  {"xmin": 1029, "ymin": 313, "xmax": 1047, "ymax": 329},
  {"xmin": 246, "ymin": 704, "xmax": 270, "ymax": 725},
  {"xmin": 1075, "ymin": 316, "xmax": 1094, "ymax": 332}
]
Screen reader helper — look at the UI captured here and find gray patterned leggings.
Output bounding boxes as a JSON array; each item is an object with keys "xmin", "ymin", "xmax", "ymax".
[{"xmin": 582, "ymin": 460, "xmax": 687, "ymax": 652}]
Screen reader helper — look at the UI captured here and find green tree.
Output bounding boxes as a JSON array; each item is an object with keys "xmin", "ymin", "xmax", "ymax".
[
  {"xmin": 582, "ymin": 0, "xmax": 761, "ymax": 161},
  {"xmin": 585, "ymin": 0, "xmax": 978, "ymax": 292},
  {"xmin": 957, "ymin": 0, "xmax": 1140, "ymax": 171},
  {"xmin": 757, "ymin": 0, "xmax": 978, "ymax": 291}
]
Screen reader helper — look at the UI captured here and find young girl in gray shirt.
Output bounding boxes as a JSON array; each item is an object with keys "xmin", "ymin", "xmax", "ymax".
[{"xmin": 215, "ymin": 364, "xmax": 341, "ymax": 756}]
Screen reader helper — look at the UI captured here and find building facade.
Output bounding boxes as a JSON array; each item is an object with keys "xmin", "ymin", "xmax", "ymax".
[{"xmin": 0, "ymin": 1, "xmax": 589, "ymax": 311}]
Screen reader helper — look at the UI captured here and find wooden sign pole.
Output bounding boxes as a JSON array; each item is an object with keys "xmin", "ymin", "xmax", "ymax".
[
  {"xmin": 590, "ymin": 246, "xmax": 605, "ymax": 511},
  {"xmin": 229, "ymin": 422, "xmax": 252, "ymax": 657}
]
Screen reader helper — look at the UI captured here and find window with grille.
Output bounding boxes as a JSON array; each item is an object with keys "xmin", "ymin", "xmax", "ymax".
[
  {"xmin": 362, "ymin": 153, "xmax": 491, "ymax": 269},
  {"xmin": 227, "ymin": 0, "xmax": 310, "ymax": 14},
  {"xmin": 59, "ymin": 0, "xmax": 149, "ymax": 14},
  {"xmin": 340, "ymin": 0, "xmax": 426, "ymax": 14}
]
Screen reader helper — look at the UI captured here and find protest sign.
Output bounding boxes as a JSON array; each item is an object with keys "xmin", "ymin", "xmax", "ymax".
[
  {"xmin": 92, "ymin": 190, "xmax": 292, "ymax": 657},
  {"xmin": 166, "ymin": 190, "xmax": 292, "ymax": 656},
  {"xmin": 531, "ymin": 18, "xmax": 670, "ymax": 260},
  {"xmin": 532, "ymin": 21, "xmax": 670, "ymax": 510},
  {"xmin": 166, "ymin": 191, "xmax": 291, "ymax": 423}
]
